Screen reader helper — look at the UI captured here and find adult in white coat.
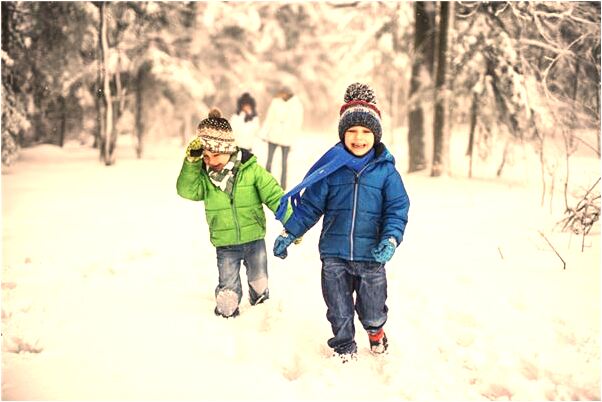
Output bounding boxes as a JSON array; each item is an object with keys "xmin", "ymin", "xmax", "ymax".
[
  {"xmin": 261, "ymin": 87, "xmax": 304, "ymax": 189},
  {"xmin": 230, "ymin": 93, "xmax": 260, "ymax": 152}
]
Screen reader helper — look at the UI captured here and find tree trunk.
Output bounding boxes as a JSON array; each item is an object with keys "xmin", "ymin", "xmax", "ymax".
[
  {"xmin": 561, "ymin": 59, "xmax": 581, "ymax": 210},
  {"xmin": 30, "ymin": 65, "xmax": 46, "ymax": 144},
  {"xmin": 99, "ymin": 2, "xmax": 114, "ymax": 165},
  {"xmin": 388, "ymin": 3, "xmax": 401, "ymax": 147},
  {"xmin": 1, "ymin": 2, "xmax": 12, "ymax": 54},
  {"xmin": 443, "ymin": 1, "xmax": 455, "ymax": 173},
  {"xmin": 596, "ymin": 55, "xmax": 602, "ymax": 155},
  {"xmin": 467, "ymin": 91, "xmax": 478, "ymax": 178},
  {"xmin": 58, "ymin": 95, "xmax": 66, "ymax": 147},
  {"xmin": 425, "ymin": 3, "xmax": 436, "ymax": 75},
  {"xmin": 93, "ymin": 82, "xmax": 102, "ymax": 149},
  {"xmin": 113, "ymin": 51, "xmax": 125, "ymax": 155},
  {"xmin": 596, "ymin": 95, "xmax": 602, "ymax": 155},
  {"xmin": 134, "ymin": 65, "xmax": 147, "ymax": 159},
  {"xmin": 407, "ymin": 1, "xmax": 435, "ymax": 173},
  {"xmin": 571, "ymin": 58, "xmax": 580, "ymax": 127},
  {"xmin": 115, "ymin": 52, "xmax": 126, "ymax": 115},
  {"xmin": 108, "ymin": 74, "xmax": 119, "ymax": 158},
  {"xmin": 93, "ymin": 5, "xmax": 103, "ymax": 151},
  {"xmin": 431, "ymin": 1, "xmax": 450, "ymax": 177}
]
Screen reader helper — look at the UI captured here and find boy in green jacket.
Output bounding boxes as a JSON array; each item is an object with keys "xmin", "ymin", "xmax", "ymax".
[{"xmin": 176, "ymin": 108, "xmax": 291, "ymax": 318}]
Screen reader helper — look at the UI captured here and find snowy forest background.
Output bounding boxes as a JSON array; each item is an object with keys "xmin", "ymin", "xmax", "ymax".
[
  {"xmin": 2, "ymin": 1, "xmax": 600, "ymax": 172},
  {"xmin": 2, "ymin": 1, "xmax": 601, "ymax": 401}
]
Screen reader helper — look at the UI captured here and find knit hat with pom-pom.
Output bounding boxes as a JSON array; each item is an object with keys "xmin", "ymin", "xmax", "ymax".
[
  {"xmin": 197, "ymin": 108, "xmax": 237, "ymax": 154},
  {"xmin": 338, "ymin": 83, "xmax": 382, "ymax": 144}
]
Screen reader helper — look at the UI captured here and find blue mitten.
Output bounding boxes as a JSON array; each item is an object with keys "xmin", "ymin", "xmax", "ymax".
[
  {"xmin": 273, "ymin": 231, "xmax": 296, "ymax": 259},
  {"xmin": 371, "ymin": 237, "xmax": 398, "ymax": 264}
]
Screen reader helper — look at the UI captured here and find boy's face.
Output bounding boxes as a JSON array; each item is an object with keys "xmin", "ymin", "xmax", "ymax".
[
  {"xmin": 203, "ymin": 150, "xmax": 231, "ymax": 172},
  {"xmin": 344, "ymin": 126, "xmax": 374, "ymax": 156},
  {"xmin": 241, "ymin": 104, "xmax": 253, "ymax": 115}
]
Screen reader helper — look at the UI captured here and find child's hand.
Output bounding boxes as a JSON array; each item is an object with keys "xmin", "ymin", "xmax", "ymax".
[
  {"xmin": 273, "ymin": 230, "xmax": 296, "ymax": 259},
  {"xmin": 186, "ymin": 137, "xmax": 204, "ymax": 162},
  {"xmin": 371, "ymin": 237, "xmax": 397, "ymax": 264}
]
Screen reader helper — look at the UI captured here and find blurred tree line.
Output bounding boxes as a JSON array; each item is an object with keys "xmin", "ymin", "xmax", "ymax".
[{"xmin": 2, "ymin": 1, "xmax": 600, "ymax": 174}]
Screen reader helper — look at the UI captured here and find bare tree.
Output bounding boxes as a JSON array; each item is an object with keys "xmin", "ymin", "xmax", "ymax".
[
  {"xmin": 408, "ymin": 1, "xmax": 435, "ymax": 173},
  {"xmin": 98, "ymin": 2, "xmax": 115, "ymax": 165},
  {"xmin": 431, "ymin": 1, "xmax": 450, "ymax": 177}
]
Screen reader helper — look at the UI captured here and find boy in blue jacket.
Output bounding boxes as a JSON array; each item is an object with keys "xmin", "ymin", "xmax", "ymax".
[{"xmin": 273, "ymin": 83, "xmax": 410, "ymax": 360}]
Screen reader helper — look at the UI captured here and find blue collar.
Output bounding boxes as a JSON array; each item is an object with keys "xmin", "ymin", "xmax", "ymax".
[{"xmin": 347, "ymin": 147, "xmax": 375, "ymax": 172}]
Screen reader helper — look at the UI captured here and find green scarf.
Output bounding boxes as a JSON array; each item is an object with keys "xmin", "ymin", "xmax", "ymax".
[{"xmin": 206, "ymin": 150, "xmax": 242, "ymax": 195}]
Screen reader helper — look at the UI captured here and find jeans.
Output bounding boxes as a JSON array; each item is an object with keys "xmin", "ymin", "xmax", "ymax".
[
  {"xmin": 321, "ymin": 257, "xmax": 388, "ymax": 355},
  {"xmin": 215, "ymin": 239, "xmax": 269, "ymax": 307},
  {"xmin": 265, "ymin": 142, "xmax": 290, "ymax": 189}
]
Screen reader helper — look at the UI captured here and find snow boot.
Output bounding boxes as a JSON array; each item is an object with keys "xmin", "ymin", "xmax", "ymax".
[
  {"xmin": 214, "ymin": 306, "xmax": 239, "ymax": 318},
  {"xmin": 368, "ymin": 329, "xmax": 388, "ymax": 354},
  {"xmin": 215, "ymin": 289, "xmax": 239, "ymax": 318},
  {"xmin": 250, "ymin": 289, "xmax": 269, "ymax": 306}
]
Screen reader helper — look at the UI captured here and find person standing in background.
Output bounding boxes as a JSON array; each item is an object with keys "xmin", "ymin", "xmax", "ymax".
[
  {"xmin": 230, "ymin": 93, "xmax": 260, "ymax": 152},
  {"xmin": 261, "ymin": 86, "xmax": 304, "ymax": 190}
]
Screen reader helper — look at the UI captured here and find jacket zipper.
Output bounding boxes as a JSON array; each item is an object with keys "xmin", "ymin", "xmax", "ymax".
[
  {"xmin": 230, "ymin": 182, "xmax": 241, "ymax": 243},
  {"xmin": 349, "ymin": 163, "xmax": 372, "ymax": 261},
  {"xmin": 350, "ymin": 174, "xmax": 359, "ymax": 260}
]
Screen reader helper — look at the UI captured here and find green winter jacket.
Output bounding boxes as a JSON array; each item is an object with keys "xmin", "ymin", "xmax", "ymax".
[{"xmin": 176, "ymin": 149, "xmax": 291, "ymax": 247}]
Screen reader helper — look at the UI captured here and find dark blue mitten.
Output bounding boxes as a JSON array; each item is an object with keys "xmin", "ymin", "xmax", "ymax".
[{"xmin": 273, "ymin": 231, "xmax": 296, "ymax": 259}]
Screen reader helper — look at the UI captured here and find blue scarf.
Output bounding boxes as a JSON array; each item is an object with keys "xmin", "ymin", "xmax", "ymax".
[{"xmin": 275, "ymin": 143, "xmax": 374, "ymax": 222}]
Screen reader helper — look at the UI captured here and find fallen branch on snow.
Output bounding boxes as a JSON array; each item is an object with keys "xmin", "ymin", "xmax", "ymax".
[{"xmin": 538, "ymin": 231, "xmax": 566, "ymax": 270}]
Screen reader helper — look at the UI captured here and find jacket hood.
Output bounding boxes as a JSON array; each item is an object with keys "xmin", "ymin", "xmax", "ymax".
[
  {"xmin": 240, "ymin": 148, "xmax": 254, "ymax": 165},
  {"xmin": 238, "ymin": 148, "xmax": 258, "ymax": 171},
  {"xmin": 373, "ymin": 143, "xmax": 395, "ymax": 165}
]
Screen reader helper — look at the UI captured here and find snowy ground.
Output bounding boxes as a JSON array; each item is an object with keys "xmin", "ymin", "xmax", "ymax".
[{"xmin": 1, "ymin": 130, "xmax": 600, "ymax": 401}]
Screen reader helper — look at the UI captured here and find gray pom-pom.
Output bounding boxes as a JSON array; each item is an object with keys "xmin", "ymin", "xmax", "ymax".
[{"xmin": 344, "ymin": 82, "xmax": 377, "ymax": 104}]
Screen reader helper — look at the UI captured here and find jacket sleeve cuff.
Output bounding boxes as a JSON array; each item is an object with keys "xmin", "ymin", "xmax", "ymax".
[
  {"xmin": 284, "ymin": 219, "xmax": 305, "ymax": 239},
  {"xmin": 382, "ymin": 232, "xmax": 402, "ymax": 246},
  {"xmin": 183, "ymin": 158, "xmax": 203, "ymax": 168}
]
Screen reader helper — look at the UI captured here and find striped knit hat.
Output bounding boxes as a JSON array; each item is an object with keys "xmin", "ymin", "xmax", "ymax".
[
  {"xmin": 197, "ymin": 108, "xmax": 237, "ymax": 154},
  {"xmin": 338, "ymin": 83, "xmax": 382, "ymax": 144}
]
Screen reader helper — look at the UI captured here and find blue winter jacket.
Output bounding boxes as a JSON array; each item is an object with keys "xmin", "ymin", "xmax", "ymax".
[{"xmin": 284, "ymin": 143, "xmax": 410, "ymax": 262}]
